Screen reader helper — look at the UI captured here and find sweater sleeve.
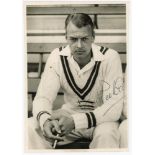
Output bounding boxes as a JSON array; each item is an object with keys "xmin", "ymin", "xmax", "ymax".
[
  {"xmin": 32, "ymin": 48, "xmax": 61, "ymax": 130},
  {"xmin": 72, "ymin": 49, "xmax": 124, "ymax": 129}
]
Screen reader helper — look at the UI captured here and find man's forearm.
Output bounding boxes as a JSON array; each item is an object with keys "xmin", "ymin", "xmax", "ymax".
[{"xmin": 32, "ymin": 97, "xmax": 52, "ymax": 130}]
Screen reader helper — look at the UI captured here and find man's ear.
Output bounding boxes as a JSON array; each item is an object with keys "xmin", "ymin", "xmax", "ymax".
[{"xmin": 92, "ymin": 30, "xmax": 95, "ymax": 40}]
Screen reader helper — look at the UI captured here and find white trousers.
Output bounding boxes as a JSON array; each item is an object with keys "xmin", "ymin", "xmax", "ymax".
[
  {"xmin": 119, "ymin": 119, "xmax": 128, "ymax": 148},
  {"xmin": 27, "ymin": 117, "xmax": 120, "ymax": 149}
]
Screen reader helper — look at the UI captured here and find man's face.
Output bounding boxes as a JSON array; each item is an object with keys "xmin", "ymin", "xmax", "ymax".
[{"xmin": 66, "ymin": 21, "xmax": 94, "ymax": 60}]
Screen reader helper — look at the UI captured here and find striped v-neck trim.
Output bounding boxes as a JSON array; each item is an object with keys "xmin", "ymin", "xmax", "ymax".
[{"xmin": 60, "ymin": 46, "xmax": 108, "ymax": 100}]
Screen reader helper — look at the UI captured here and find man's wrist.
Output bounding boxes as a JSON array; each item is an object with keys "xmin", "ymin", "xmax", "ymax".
[
  {"xmin": 71, "ymin": 113, "xmax": 88, "ymax": 129},
  {"xmin": 37, "ymin": 111, "xmax": 51, "ymax": 131},
  {"xmin": 72, "ymin": 112, "xmax": 97, "ymax": 129},
  {"xmin": 43, "ymin": 118, "xmax": 52, "ymax": 128}
]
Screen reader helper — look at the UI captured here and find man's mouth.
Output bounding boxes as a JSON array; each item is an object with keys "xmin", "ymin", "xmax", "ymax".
[
  {"xmin": 75, "ymin": 50, "xmax": 85, "ymax": 53},
  {"xmin": 76, "ymin": 51, "xmax": 84, "ymax": 55}
]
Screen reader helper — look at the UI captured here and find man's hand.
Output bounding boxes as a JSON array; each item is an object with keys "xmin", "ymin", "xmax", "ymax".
[
  {"xmin": 58, "ymin": 115, "xmax": 75, "ymax": 135},
  {"xmin": 50, "ymin": 109, "xmax": 75, "ymax": 136},
  {"xmin": 42, "ymin": 119, "xmax": 63, "ymax": 143}
]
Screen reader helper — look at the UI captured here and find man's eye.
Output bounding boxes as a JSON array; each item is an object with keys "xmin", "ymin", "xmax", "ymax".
[
  {"xmin": 70, "ymin": 38, "xmax": 77, "ymax": 42},
  {"xmin": 82, "ymin": 38, "xmax": 88, "ymax": 41}
]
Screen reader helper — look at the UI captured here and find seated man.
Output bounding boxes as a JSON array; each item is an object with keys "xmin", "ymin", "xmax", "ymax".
[{"xmin": 28, "ymin": 13, "xmax": 124, "ymax": 149}]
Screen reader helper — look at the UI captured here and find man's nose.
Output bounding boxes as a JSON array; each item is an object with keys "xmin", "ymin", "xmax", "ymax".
[{"xmin": 77, "ymin": 39, "xmax": 82, "ymax": 48}]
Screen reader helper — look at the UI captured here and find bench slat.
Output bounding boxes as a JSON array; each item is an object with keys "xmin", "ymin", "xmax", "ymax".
[
  {"xmin": 27, "ymin": 53, "xmax": 126, "ymax": 63},
  {"xmin": 27, "ymin": 43, "xmax": 126, "ymax": 53},
  {"xmin": 27, "ymin": 5, "xmax": 126, "ymax": 15},
  {"xmin": 27, "ymin": 29, "xmax": 126, "ymax": 35},
  {"xmin": 27, "ymin": 15, "xmax": 126, "ymax": 30},
  {"xmin": 27, "ymin": 35, "xmax": 126, "ymax": 43}
]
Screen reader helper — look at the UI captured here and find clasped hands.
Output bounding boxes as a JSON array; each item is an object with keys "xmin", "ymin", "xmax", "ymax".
[{"xmin": 42, "ymin": 109, "xmax": 75, "ymax": 143}]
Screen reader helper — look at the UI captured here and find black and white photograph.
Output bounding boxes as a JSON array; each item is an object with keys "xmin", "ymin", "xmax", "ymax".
[{"xmin": 25, "ymin": 1, "xmax": 128, "ymax": 151}]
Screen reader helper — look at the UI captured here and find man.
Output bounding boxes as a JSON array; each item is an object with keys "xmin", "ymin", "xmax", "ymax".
[{"xmin": 28, "ymin": 13, "xmax": 124, "ymax": 149}]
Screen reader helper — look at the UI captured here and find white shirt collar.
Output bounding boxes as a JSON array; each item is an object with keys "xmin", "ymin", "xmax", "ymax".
[
  {"xmin": 59, "ymin": 43, "xmax": 105, "ymax": 61},
  {"xmin": 59, "ymin": 45, "xmax": 71, "ymax": 57},
  {"xmin": 91, "ymin": 43, "xmax": 105, "ymax": 61}
]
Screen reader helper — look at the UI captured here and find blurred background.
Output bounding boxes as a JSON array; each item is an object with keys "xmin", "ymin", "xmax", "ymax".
[{"xmin": 26, "ymin": 4, "xmax": 127, "ymax": 118}]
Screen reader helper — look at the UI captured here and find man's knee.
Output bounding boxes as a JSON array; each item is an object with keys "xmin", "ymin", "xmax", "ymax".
[
  {"xmin": 27, "ymin": 117, "xmax": 40, "ymax": 140},
  {"xmin": 93, "ymin": 122, "xmax": 119, "ymax": 138},
  {"xmin": 27, "ymin": 117, "xmax": 40, "ymax": 149},
  {"xmin": 27, "ymin": 117, "xmax": 52, "ymax": 149},
  {"xmin": 90, "ymin": 122, "xmax": 120, "ymax": 148}
]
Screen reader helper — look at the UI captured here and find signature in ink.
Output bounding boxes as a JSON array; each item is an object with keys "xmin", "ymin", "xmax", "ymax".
[
  {"xmin": 103, "ymin": 77, "xmax": 124, "ymax": 101},
  {"xmin": 113, "ymin": 77, "xmax": 124, "ymax": 95}
]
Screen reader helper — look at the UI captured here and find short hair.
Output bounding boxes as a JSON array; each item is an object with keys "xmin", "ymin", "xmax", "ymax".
[{"xmin": 65, "ymin": 13, "xmax": 95, "ymax": 38}]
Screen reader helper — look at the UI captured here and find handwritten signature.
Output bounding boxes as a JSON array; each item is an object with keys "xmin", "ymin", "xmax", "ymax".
[{"xmin": 103, "ymin": 77, "xmax": 124, "ymax": 100}]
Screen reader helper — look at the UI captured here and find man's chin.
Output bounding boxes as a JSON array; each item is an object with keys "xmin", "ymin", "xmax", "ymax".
[
  {"xmin": 75, "ymin": 54, "xmax": 85, "ymax": 59},
  {"xmin": 77, "ymin": 53, "xmax": 84, "ymax": 56}
]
